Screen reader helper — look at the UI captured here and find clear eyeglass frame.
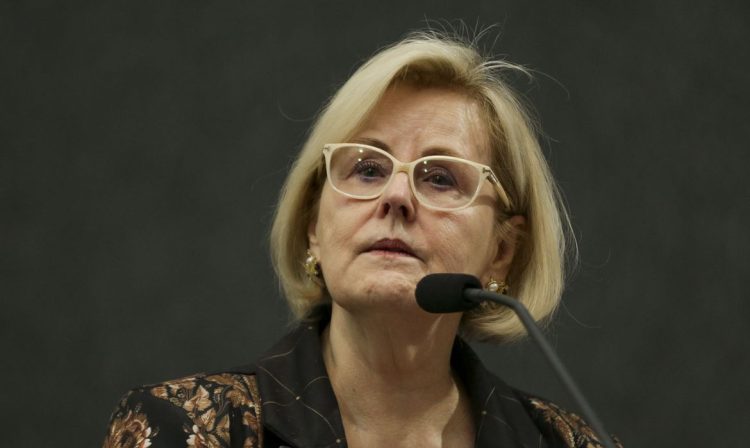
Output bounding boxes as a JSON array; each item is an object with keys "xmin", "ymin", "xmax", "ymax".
[{"xmin": 322, "ymin": 143, "xmax": 512, "ymax": 212}]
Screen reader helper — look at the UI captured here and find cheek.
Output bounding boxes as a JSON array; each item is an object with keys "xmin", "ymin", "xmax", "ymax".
[
  {"xmin": 315, "ymin": 187, "xmax": 366, "ymax": 260},
  {"xmin": 316, "ymin": 191, "xmax": 343, "ymax": 254},
  {"xmin": 429, "ymin": 212, "xmax": 497, "ymax": 274}
]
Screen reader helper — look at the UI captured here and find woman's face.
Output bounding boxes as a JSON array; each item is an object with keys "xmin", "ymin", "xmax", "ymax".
[{"xmin": 308, "ymin": 84, "xmax": 515, "ymax": 313}]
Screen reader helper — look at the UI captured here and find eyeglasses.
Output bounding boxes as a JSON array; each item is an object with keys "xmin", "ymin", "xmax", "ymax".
[{"xmin": 322, "ymin": 143, "xmax": 512, "ymax": 211}]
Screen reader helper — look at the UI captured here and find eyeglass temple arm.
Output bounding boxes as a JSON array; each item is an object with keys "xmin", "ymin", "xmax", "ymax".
[{"xmin": 485, "ymin": 169, "xmax": 513, "ymax": 210}]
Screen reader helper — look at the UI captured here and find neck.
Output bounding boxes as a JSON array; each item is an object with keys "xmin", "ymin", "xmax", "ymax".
[
  {"xmin": 322, "ymin": 302, "xmax": 471, "ymax": 443},
  {"xmin": 324, "ymin": 302, "xmax": 460, "ymax": 381}
]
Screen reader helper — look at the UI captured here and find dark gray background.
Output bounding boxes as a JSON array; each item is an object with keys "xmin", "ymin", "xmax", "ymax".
[{"xmin": 3, "ymin": 1, "xmax": 748, "ymax": 446}]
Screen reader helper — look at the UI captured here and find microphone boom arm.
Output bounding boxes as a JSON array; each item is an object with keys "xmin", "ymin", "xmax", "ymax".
[{"xmin": 464, "ymin": 289, "xmax": 617, "ymax": 448}]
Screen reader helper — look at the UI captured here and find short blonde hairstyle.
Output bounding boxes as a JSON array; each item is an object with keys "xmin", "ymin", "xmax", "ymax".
[{"xmin": 270, "ymin": 31, "xmax": 574, "ymax": 342}]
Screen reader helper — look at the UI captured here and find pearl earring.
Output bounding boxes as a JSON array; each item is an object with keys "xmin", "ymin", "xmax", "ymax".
[{"xmin": 485, "ymin": 277, "xmax": 509, "ymax": 294}]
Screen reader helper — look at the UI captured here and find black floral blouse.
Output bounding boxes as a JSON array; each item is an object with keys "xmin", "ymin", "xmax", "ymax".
[{"xmin": 103, "ymin": 313, "xmax": 621, "ymax": 448}]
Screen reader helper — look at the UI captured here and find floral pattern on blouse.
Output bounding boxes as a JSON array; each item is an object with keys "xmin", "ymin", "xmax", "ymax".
[
  {"xmin": 103, "ymin": 373, "xmax": 262, "ymax": 448},
  {"xmin": 102, "ymin": 403, "xmax": 157, "ymax": 448}
]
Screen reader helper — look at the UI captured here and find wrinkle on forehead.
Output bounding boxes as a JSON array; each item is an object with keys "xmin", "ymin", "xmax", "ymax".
[{"xmin": 352, "ymin": 84, "xmax": 491, "ymax": 163}]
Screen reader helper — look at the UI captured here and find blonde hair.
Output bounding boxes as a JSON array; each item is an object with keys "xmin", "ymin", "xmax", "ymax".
[{"xmin": 270, "ymin": 31, "xmax": 575, "ymax": 342}]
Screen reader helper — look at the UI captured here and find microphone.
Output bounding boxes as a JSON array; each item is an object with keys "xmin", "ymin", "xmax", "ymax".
[
  {"xmin": 416, "ymin": 273, "xmax": 616, "ymax": 448},
  {"xmin": 415, "ymin": 273, "xmax": 482, "ymax": 312}
]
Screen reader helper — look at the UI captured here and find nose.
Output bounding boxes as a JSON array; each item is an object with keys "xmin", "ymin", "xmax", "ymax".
[{"xmin": 377, "ymin": 171, "xmax": 416, "ymax": 221}]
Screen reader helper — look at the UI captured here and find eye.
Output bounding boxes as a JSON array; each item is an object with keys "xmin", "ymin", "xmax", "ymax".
[
  {"xmin": 352, "ymin": 160, "xmax": 388, "ymax": 181},
  {"xmin": 420, "ymin": 166, "xmax": 458, "ymax": 189}
]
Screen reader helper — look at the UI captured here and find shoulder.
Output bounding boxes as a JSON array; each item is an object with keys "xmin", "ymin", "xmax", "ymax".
[
  {"xmin": 103, "ymin": 372, "xmax": 262, "ymax": 448},
  {"xmin": 516, "ymin": 391, "xmax": 623, "ymax": 448}
]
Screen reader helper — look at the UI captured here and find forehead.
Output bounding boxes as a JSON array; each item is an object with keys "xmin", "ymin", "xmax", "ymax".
[{"xmin": 352, "ymin": 84, "xmax": 490, "ymax": 162}]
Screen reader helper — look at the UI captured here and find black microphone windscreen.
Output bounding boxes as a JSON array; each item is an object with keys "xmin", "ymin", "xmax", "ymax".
[{"xmin": 415, "ymin": 273, "xmax": 482, "ymax": 313}]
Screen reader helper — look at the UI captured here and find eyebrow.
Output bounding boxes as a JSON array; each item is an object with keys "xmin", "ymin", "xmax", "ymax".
[
  {"xmin": 351, "ymin": 137, "xmax": 391, "ymax": 152},
  {"xmin": 350, "ymin": 137, "xmax": 464, "ymax": 158}
]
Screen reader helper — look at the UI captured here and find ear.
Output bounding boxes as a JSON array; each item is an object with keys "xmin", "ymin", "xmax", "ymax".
[{"xmin": 489, "ymin": 215, "xmax": 526, "ymax": 280}]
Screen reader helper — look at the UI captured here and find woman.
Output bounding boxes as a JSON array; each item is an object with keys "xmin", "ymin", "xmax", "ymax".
[{"xmin": 103, "ymin": 32, "xmax": 619, "ymax": 447}]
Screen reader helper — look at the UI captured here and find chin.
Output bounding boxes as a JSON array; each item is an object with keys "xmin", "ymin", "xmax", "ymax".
[{"xmin": 331, "ymin": 271, "xmax": 420, "ymax": 311}]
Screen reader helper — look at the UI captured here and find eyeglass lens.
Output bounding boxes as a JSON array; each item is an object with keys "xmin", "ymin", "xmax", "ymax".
[{"xmin": 328, "ymin": 145, "xmax": 482, "ymax": 209}]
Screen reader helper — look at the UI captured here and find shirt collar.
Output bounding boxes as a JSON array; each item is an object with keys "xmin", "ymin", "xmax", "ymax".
[{"xmin": 237, "ymin": 311, "xmax": 546, "ymax": 448}]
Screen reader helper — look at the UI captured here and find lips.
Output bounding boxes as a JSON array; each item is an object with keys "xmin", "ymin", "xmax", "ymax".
[{"xmin": 366, "ymin": 238, "xmax": 419, "ymax": 258}]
